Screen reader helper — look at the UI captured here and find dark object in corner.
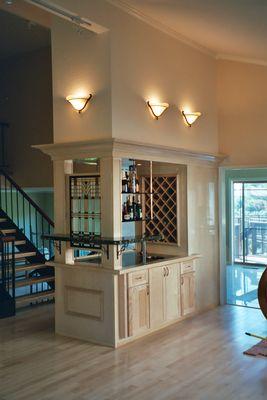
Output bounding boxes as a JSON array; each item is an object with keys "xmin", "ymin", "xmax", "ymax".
[{"xmin": 258, "ymin": 267, "xmax": 267, "ymax": 319}]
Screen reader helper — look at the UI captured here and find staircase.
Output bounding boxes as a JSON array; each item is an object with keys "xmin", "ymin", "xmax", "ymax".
[{"xmin": 0, "ymin": 169, "xmax": 55, "ymax": 316}]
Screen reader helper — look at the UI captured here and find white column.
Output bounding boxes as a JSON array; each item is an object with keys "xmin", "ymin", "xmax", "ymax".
[
  {"xmin": 100, "ymin": 157, "xmax": 122, "ymax": 269},
  {"xmin": 53, "ymin": 159, "xmax": 73, "ymax": 263}
]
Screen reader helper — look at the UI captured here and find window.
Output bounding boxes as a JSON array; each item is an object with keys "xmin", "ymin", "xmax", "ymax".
[{"xmin": 233, "ymin": 181, "xmax": 267, "ymax": 265}]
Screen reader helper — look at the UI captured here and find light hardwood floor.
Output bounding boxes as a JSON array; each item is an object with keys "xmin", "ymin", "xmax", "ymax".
[{"xmin": 0, "ymin": 304, "xmax": 266, "ymax": 400}]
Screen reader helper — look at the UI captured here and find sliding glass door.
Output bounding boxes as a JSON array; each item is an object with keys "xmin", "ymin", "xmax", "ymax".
[{"xmin": 233, "ymin": 182, "xmax": 267, "ymax": 265}]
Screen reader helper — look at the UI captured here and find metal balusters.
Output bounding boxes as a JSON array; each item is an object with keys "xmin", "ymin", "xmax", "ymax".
[
  {"xmin": 0, "ymin": 235, "xmax": 15, "ymax": 300},
  {"xmin": 4, "ymin": 176, "xmax": 7, "ymax": 215},
  {"xmin": 35, "ymin": 208, "xmax": 38, "ymax": 250},
  {"xmin": 48, "ymin": 223, "xmax": 52, "ymax": 259},
  {"xmin": 10, "ymin": 184, "xmax": 13, "ymax": 221},
  {"xmin": 11, "ymin": 239, "xmax": 15, "ymax": 300},
  {"xmin": 16, "ymin": 189, "xmax": 19, "ymax": 226},
  {"xmin": 0, "ymin": 169, "xmax": 54, "ymax": 260},
  {"xmin": 22, "ymin": 196, "xmax": 25, "ymax": 234},
  {"xmin": 29, "ymin": 204, "xmax": 32, "ymax": 242},
  {"xmin": 41, "ymin": 216, "xmax": 44, "ymax": 255}
]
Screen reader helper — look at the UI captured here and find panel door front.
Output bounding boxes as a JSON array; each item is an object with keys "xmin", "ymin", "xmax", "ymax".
[
  {"xmin": 149, "ymin": 266, "xmax": 165, "ymax": 329},
  {"xmin": 181, "ymin": 272, "xmax": 195, "ymax": 316},
  {"xmin": 165, "ymin": 264, "xmax": 180, "ymax": 321},
  {"xmin": 128, "ymin": 284, "xmax": 150, "ymax": 336}
]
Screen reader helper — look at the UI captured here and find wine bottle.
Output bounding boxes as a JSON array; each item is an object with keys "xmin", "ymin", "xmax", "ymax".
[
  {"xmin": 128, "ymin": 195, "xmax": 134, "ymax": 220},
  {"xmin": 137, "ymin": 195, "xmax": 142, "ymax": 220},
  {"xmin": 133, "ymin": 197, "xmax": 137, "ymax": 220},
  {"xmin": 129, "ymin": 164, "xmax": 137, "ymax": 193},
  {"xmin": 123, "ymin": 201, "xmax": 130, "ymax": 221},
  {"xmin": 122, "ymin": 170, "xmax": 128, "ymax": 193}
]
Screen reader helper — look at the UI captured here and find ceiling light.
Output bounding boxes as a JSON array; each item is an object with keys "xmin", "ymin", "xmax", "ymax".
[
  {"xmin": 4, "ymin": 0, "xmax": 14, "ymax": 5},
  {"xmin": 66, "ymin": 94, "xmax": 92, "ymax": 113},
  {"xmin": 181, "ymin": 110, "xmax": 202, "ymax": 127},
  {"xmin": 147, "ymin": 101, "xmax": 169, "ymax": 120}
]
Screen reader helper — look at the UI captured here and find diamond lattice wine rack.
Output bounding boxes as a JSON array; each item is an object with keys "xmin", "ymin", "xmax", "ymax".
[
  {"xmin": 70, "ymin": 175, "xmax": 101, "ymax": 246},
  {"xmin": 142, "ymin": 175, "xmax": 177, "ymax": 244}
]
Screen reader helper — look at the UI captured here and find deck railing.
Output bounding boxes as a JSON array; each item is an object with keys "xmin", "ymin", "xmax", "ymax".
[{"xmin": 234, "ymin": 220, "xmax": 267, "ymax": 263}]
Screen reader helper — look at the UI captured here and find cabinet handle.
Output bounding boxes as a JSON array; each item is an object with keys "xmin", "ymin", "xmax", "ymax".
[
  {"xmin": 181, "ymin": 276, "xmax": 184, "ymax": 285},
  {"xmin": 163, "ymin": 267, "xmax": 166, "ymax": 277},
  {"xmin": 167, "ymin": 267, "xmax": 169, "ymax": 276}
]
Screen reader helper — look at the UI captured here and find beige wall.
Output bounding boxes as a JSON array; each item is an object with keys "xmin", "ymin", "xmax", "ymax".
[
  {"xmin": 218, "ymin": 60, "xmax": 267, "ymax": 166},
  {"xmin": 51, "ymin": 0, "xmax": 218, "ymax": 153},
  {"xmin": 0, "ymin": 47, "xmax": 53, "ymax": 187},
  {"xmin": 51, "ymin": 18, "xmax": 112, "ymax": 143},
  {"xmin": 110, "ymin": 8, "xmax": 218, "ymax": 153}
]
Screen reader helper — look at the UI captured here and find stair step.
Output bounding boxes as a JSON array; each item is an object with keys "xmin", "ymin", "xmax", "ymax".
[
  {"xmin": 0, "ymin": 218, "xmax": 7, "ymax": 223},
  {"xmin": 15, "ymin": 276, "xmax": 54, "ymax": 288},
  {"xmin": 15, "ymin": 263, "xmax": 48, "ymax": 272},
  {"xmin": 1, "ymin": 229, "xmax": 16, "ymax": 234},
  {"xmin": 16, "ymin": 290, "xmax": 55, "ymax": 306},
  {"xmin": 0, "ymin": 251, "xmax": 36, "ymax": 261},
  {"xmin": 15, "ymin": 251, "xmax": 36, "ymax": 259},
  {"xmin": 15, "ymin": 240, "xmax": 26, "ymax": 246},
  {"xmin": 0, "ymin": 264, "xmax": 50, "ymax": 277}
]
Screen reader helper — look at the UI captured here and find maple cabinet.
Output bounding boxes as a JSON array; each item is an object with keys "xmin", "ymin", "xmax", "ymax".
[
  {"xmin": 128, "ymin": 283, "xmax": 150, "ymax": 337},
  {"xmin": 149, "ymin": 266, "xmax": 165, "ymax": 328},
  {"xmin": 149, "ymin": 263, "xmax": 180, "ymax": 329},
  {"xmin": 181, "ymin": 272, "xmax": 195, "ymax": 316},
  {"xmin": 166, "ymin": 264, "xmax": 181, "ymax": 321},
  {"xmin": 125, "ymin": 258, "xmax": 197, "ymax": 340}
]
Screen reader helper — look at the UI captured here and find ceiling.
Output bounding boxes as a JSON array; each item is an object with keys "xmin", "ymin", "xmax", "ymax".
[
  {"xmin": 0, "ymin": 8, "xmax": 50, "ymax": 61},
  {"xmin": 117, "ymin": 0, "xmax": 267, "ymax": 64}
]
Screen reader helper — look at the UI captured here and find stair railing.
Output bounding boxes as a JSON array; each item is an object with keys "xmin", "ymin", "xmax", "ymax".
[
  {"xmin": 0, "ymin": 234, "xmax": 16, "ymax": 317},
  {"xmin": 0, "ymin": 234, "xmax": 15, "ymax": 298},
  {"xmin": 0, "ymin": 169, "xmax": 54, "ymax": 260}
]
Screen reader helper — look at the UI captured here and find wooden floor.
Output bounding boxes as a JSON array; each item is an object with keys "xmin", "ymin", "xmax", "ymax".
[{"xmin": 0, "ymin": 305, "xmax": 266, "ymax": 400}]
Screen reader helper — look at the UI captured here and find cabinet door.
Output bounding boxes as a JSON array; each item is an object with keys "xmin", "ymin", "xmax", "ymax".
[
  {"xmin": 128, "ymin": 284, "xmax": 150, "ymax": 337},
  {"xmin": 149, "ymin": 266, "xmax": 165, "ymax": 329},
  {"xmin": 181, "ymin": 272, "xmax": 195, "ymax": 316},
  {"xmin": 165, "ymin": 264, "xmax": 180, "ymax": 321}
]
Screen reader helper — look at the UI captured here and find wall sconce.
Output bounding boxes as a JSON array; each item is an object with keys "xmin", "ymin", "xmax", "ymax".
[
  {"xmin": 66, "ymin": 94, "xmax": 92, "ymax": 113},
  {"xmin": 147, "ymin": 101, "xmax": 169, "ymax": 119},
  {"xmin": 181, "ymin": 110, "xmax": 202, "ymax": 127}
]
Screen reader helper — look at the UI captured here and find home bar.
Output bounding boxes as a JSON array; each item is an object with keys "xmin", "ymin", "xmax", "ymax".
[{"xmin": 36, "ymin": 138, "xmax": 222, "ymax": 347}]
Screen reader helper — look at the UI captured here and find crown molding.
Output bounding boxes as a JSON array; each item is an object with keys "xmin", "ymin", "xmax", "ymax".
[
  {"xmin": 107, "ymin": 0, "xmax": 215, "ymax": 58},
  {"xmin": 216, "ymin": 53, "xmax": 267, "ymax": 68},
  {"xmin": 33, "ymin": 138, "xmax": 227, "ymax": 166}
]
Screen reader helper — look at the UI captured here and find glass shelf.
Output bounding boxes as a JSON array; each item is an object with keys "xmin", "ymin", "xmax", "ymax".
[
  {"xmin": 122, "ymin": 218, "xmax": 152, "ymax": 223},
  {"xmin": 121, "ymin": 192, "xmax": 153, "ymax": 195}
]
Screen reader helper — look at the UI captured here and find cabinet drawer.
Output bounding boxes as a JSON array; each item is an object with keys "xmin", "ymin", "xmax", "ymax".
[
  {"xmin": 128, "ymin": 270, "xmax": 148, "ymax": 287},
  {"xmin": 181, "ymin": 260, "xmax": 195, "ymax": 274}
]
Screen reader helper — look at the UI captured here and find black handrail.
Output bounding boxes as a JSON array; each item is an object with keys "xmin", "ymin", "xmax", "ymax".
[
  {"xmin": 0, "ymin": 169, "xmax": 54, "ymax": 227},
  {"xmin": 0, "ymin": 169, "xmax": 54, "ymax": 260}
]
